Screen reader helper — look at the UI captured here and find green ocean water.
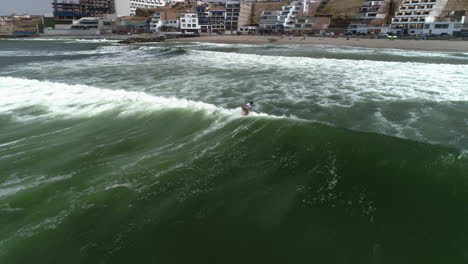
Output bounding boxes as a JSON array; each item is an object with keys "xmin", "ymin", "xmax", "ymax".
[{"xmin": 1, "ymin": 39, "xmax": 468, "ymax": 263}]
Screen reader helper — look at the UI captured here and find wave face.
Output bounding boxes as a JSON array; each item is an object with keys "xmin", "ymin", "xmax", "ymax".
[{"xmin": 1, "ymin": 39, "xmax": 468, "ymax": 263}]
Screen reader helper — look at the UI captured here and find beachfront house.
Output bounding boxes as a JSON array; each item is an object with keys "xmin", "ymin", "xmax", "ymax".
[
  {"xmin": 210, "ymin": 9, "xmax": 226, "ymax": 33},
  {"xmin": 347, "ymin": 0, "xmax": 392, "ymax": 35},
  {"xmin": 197, "ymin": 6, "xmax": 211, "ymax": 33},
  {"xmin": 150, "ymin": 12, "xmax": 180, "ymax": 33},
  {"xmin": 225, "ymin": 1, "xmax": 252, "ymax": 34},
  {"xmin": 259, "ymin": 10, "xmax": 280, "ymax": 33},
  {"xmin": 278, "ymin": 1, "xmax": 302, "ymax": 32},
  {"xmin": 180, "ymin": 13, "xmax": 201, "ymax": 34},
  {"xmin": 238, "ymin": 26, "xmax": 258, "ymax": 34},
  {"xmin": 390, "ymin": 0, "xmax": 449, "ymax": 35},
  {"xmin": 292, "ymin": 17, "xmax": 331, "ymax": 34}
]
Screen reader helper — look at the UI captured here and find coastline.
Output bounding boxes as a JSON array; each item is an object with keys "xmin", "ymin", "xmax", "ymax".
[
  {"xmin": 2, "ymin": 34, "xmax": 467, "ymax": 52},
  {"xmin": 168, "ymin": 35, "xmax": 468, "ymax": 52}
]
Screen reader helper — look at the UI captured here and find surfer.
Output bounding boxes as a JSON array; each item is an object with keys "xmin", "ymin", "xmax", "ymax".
[{"xmin": 242, "ymin": 101, "xmax": 254, "ymax": 116}]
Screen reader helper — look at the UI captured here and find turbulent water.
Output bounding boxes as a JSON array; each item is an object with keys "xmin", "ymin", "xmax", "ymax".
[{"xmin": 1, "ymin": 38, "xmax": 468, "ymax": 263}]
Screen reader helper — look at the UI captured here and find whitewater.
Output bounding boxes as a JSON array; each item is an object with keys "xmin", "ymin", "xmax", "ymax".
[{"xmin": 1, "ymin": 38, "xmax": 468, "ymax": 263}]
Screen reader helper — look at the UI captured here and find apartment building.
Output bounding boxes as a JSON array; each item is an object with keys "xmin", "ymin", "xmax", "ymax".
[
  {"xmin": 210, "ymin": 10, "xmax": 225, "ymax": 33},
  {"xmin": 225, "ymin": 1, "xmax": 251, "ymax": 33},
  {"xmin": 197, "ymin": 6, "xmax": 211, "ymax": 33},
  {"xmin": 357, "ymin": 0, "xmax": 391, "ymax": 24},
  {"xmin": 81, "ymin": 0, "xmax": 113, "ymax": 17},
  {"xmin": 150, "ymin": 12, "xmax": 180, "ymax": 33},
  {"xmin": 278, "ymin": 1, "xmax": 302, "ymax": 32},
  {"xmin": 180, "ymin": 13, "xmax": 201, "ymax": 34},
  {"xmin": 292, "ymin": 16, "xmax": 330, "ymax": 33},
  {"xmin": 114, "ymin": 0, "xmax": 167, "ymax": 17},
  {"xmin": 346, "ymin": 0, "xmax": 392, "ymax": 35},
  {"xmin": 259, "ymin": 10, "xmax": 280, "ymax": 32},
  {"xmin": 52, "ymin": 0, "xmax": 88, "ymax": 22},
  {"xmin": 391, "ymin": 0, "xmax": 449, "ymax": 35}
]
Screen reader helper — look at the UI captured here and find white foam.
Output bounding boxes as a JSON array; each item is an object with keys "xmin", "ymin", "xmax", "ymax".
[
  {"xmin": 0, "ymin": 45, "xmax": 122, "ymax": 57},
  {"xmin": 185, "ymin": 49, "xmax": 468, "ymax": 106},
  {"xmin": 0, "ymin": 174, "xmax": 73, "ymax": 198},
  {"xmin": 0, "ymin": 77, "xmax": 280, "ymax": 121}
]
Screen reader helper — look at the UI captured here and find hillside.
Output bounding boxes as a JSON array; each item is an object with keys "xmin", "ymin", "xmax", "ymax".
[
  {"xmin": 316, "ymin": 0, "xmax": 363, "ymax": 22},
  {"xmin": 445, "ymin": 0, "xmax": 468, "ymax": 11}
]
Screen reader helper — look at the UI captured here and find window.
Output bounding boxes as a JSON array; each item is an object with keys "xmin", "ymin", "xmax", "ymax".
[
  {"xmin": 192, "ymin": 24, "xmax": 196, "ymax": 27},
  {"xmin": 434, "ymin": 24, "xmax": 449, "ymax": 29}
]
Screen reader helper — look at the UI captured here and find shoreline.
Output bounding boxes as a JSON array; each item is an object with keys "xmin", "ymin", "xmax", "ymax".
[
  {"xmin": 2, "ymin": 34, "xmax": 467, "ymax": 52},
  {"xmin": 168, "ymin": 35, "xmax": 468, "ymax": 53}
]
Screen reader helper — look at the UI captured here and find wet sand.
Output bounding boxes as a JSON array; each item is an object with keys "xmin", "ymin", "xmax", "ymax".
[{"xmin": 169, "ymin": 35, "xmax": 468, "ymax": 52}]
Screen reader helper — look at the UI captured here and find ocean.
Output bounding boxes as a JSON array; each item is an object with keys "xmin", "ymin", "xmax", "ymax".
[{"xmin": 0, "ymin": 38, "xmax": 468, "ymax": 263}]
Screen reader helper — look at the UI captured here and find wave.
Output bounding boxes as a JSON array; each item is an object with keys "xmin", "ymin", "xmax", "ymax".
[
  {"xmin": 0, "ymin": 95, "xmax": 467, "ymax": 262},
  {"xmin": 0, "ymin": 77, "xmax": 282, "ymax": 121}
]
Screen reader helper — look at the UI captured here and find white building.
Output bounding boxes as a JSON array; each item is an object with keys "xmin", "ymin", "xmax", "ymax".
[
  {"xmin": 391, "ymin": 0, "xmax": 448, "ymax": 35},
  {"xmin": 180, "ymin": 13, "xmax": 200, "ymax": 34},
  {"xmin": 278, "ymin": 1, "xmax": 302, "ymax": 32},
  {"xmin": 259, "ymin": 10, "xmax": 280, "ymax": 32},
  {"xmin": 150, "ymin": 12, "xmax": 180, "ymax": 33},
  {"xmin": 43, "ymin": 17, "xmax": 100, "ymax": 35},
  {"xmin": 422, "ymin": 17, "xmax": 466, "ymax": 35},
  {"xmin": 114, "ymin": 0, "xmax": 167, "ymax": 17},
  {"xmin": 238, "ymin": 26, "xmax": 257, "ymax": 34}
]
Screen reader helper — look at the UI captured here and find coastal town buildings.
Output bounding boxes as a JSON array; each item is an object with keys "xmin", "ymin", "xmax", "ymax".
[{"xmin": 391, "ymin": 0, "xmax": 449, "ymax": 35}]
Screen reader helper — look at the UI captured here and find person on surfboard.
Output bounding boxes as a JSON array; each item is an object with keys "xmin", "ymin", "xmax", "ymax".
[{"xmin": 242, "ymin": 101, "xmax": 254, "ymax": 116}]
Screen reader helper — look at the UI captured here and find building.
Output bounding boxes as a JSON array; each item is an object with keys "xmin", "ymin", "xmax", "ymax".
[
  {"xmin": 52, "ymin": 0, "xmax": 113, "ymax": 22},
  {"xmin": 238, "ymin": 25, "xmax": 257, "ymax": 33},
  {"xmin": 391, "ymin": 0, "xmax": 449, "ymax": 35},
  {"xmin": 278, "ymin": 1, "xmax": 302, "ymax": 32},
  {"xmin": 210, "ymin": 9, "xmax": 225, "ymax": 33},
  {"xmin": 150, "ymin": 12, "xmax": 180, "ymax": 33},
  {"xmin": 116, "ymin": 16, "xmax": 149, "ymax": 33},
  {"xmin": 197, "ymin": 6, "xmax": 211, "ymax": 33},
  {"xmin": 52, "ymin": 0, "xmax": 88, "ymax": 22},
  {"xmin": 180, "ymin": 13, "xmax": 200, "ymax": 34},
  {"xmin": 114, "ymin": 0, "xmax": 167, "ymax": 17},
  {"xmin": 225, "ymin": 1, "xmax": 252, "ymax": 33},
  {"xmin": 422, "ymin": 15, "xmax": 466, "ymax": 35},
  {"xmin": 292, "ymin": 16, "xmax": 330, "ymax": 33},
  {"xmin": 0, "ymin": 16, "xmax": 14, "ymax": 36},
  {"xmin": 356, "ymin": 0, "xmax": 391, "ymax": 24},
  {"xmin": 82, "ymin": 0, "xmax": 113, "ymax": 17},
  {"xmin": 259, "ymin": 10, "xmax": 280, "ymax": 32},
  {"xmin": 43, "ymin": 16, "xmax": 100, "ymax": 35}
]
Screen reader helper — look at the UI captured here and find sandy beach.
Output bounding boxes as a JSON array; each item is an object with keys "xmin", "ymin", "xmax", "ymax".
[{"xmin": 169, "ymin": 35, "xmax": 468, "ymax": 52}]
